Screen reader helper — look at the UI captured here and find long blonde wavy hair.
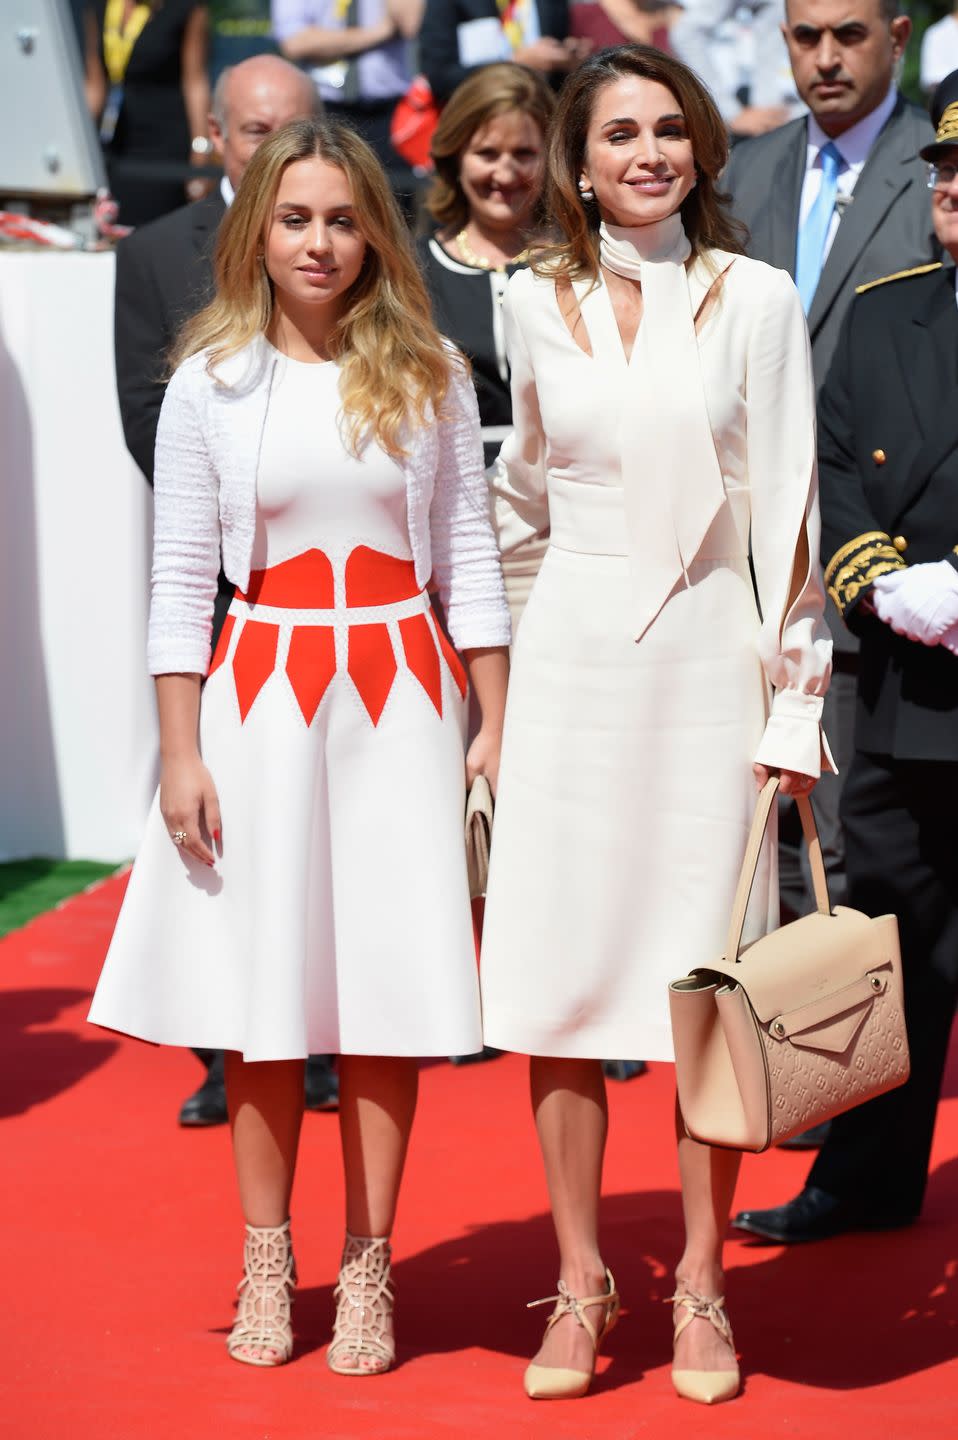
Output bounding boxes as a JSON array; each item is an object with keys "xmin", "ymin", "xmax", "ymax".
[{"xmin": 172, "ymin": 119, "xmax": 459, "ymax": 457}]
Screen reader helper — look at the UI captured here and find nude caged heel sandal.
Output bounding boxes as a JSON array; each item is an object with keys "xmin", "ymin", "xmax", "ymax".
[
  {"xmin": 327, "ymin": 1233, "xmax": 396, "ymax": 1376},
  {"xmin": 227, "ymin": 1220, "xmax": 296, "ymax": 1367}
]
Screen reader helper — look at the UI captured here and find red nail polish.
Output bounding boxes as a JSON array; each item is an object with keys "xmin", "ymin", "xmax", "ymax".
[{"xmin": 213, "ymin": 830, "xmax": 221, "ymax": 842}]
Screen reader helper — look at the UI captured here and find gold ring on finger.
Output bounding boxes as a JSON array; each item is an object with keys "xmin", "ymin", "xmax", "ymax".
[{"xmin": 172, "ymin": 830, "xmax": 187, "ymax": 846}]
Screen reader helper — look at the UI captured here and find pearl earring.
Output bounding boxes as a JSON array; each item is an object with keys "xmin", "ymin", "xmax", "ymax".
[{"xmin": 577, "ymin": 178, "xmax": 595, "ymax": 202}]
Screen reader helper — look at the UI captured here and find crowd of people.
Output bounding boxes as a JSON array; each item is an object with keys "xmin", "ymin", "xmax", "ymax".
[{"xmin": 67, "ymin": 0, "xmax": 958, "ymax": 1410}]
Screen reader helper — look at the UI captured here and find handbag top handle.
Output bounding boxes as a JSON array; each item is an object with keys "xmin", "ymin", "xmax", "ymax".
[{"xmin": 724, "ymin": 777, "xmax": 831, "ymax": 963}]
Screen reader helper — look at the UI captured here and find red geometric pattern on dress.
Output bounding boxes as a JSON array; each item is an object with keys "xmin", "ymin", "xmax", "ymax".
[
  {"xmin": 345, "ymin": 546, "xmax": 420, "ymax": 607},
  {"xmin": 348, "ymin": 624, "xmax": 397, "ymax": 726},
  {"xmin": 207, "ymin": 612, "xmax": 235, "ymax": 678},
  {"xmin": 232, "ymin": 621, "xmax": 280, "ymax": 722},
  {"xmin": 239, "ymin": 549, "xmax": 335, "ymax": 608},
  {"xmin": 399, "ymin": 613, "xmax": 443, "ymax": 718},
  {"xmin": 429, "ymin": 612, "xmax": 467, "ymax": 698},
  {"xmin": 286, "ymin": 626, "xmax": 336, "ymax": 726}
]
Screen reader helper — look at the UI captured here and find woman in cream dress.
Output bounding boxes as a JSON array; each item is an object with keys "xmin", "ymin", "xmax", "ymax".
[{"xmin": 480, "ymin": 47, "xmax": 832, "ymax": 1404}]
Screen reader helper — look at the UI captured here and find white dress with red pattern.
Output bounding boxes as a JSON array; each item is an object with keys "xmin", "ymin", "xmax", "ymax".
[{"xmin": 89, "ymin": 354, "xmax": 482, "ymax": 1060}]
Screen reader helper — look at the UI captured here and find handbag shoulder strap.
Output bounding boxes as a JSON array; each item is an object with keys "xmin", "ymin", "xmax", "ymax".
[{"xmin": 724, "ymin": 778, "xmax": 831, "ymax": 962}]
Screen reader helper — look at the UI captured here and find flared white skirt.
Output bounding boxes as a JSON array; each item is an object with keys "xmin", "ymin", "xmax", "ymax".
[{"xmin": 89, "ymin": 547, "xmax": 483, "ymax": 1060}]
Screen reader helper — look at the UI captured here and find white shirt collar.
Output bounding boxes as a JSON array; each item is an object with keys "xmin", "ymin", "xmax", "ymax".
[
  {"xmin": 220, "ymin": 174, "xmax": 235, "ymax": 208},
  {"xmin": 807, "ymin": 86, "xmax": 898, "ymax": 171}
]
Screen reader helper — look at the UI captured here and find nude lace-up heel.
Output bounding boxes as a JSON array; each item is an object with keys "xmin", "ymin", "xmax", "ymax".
[
  {"xmin": 226, "ymin": 1220, "xmax": 296, "ymax": 1367},
  {"xmin": 327, "ymin": 1233, "xmax": 396, "ymax": 1376},
  {"xmin": 669, "ymin": 1285, "xmax": 740, "ymax": 1404},
  {"xmin": 523, "ymin": 1269, "xmax": 620, "ymax": 1399}
]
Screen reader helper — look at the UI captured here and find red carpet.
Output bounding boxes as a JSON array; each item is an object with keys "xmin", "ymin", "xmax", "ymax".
[{"xmin": 3, "ymin": 873, "xmax": 957, "ymax": 1439}]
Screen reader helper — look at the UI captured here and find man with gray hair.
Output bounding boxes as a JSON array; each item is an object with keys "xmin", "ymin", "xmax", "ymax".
[
  {"xmin": 113, "ymin": 54, "xmax": 335, "ymax": 1128},
  {"xmin": 115, "ymin": 54, "xmax": 319, "ymax": 485}
]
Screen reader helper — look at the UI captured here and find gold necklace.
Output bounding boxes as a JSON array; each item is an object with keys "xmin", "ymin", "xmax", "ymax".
[{"xmin": 455, "ymin": 228, "xmax": 529, "ymax": 272}]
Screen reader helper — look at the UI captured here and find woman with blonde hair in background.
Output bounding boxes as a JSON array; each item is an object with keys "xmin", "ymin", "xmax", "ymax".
[
  {"xmin": 480, "ymin": 45, "xmax": 832, "ymax": 1404},
  {"xmin": 418, "ymin": 64, "xmax": 555, "ymax": 641},
  {"xmin": 419, "ymin": 63, "xmax": 555, "ymax": 475},
  {"xmin": 89, "ymin": 118, "xmax": 510, "ymax": 1375}
]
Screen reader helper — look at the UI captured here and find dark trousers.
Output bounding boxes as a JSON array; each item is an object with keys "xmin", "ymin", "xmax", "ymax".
[
  {"xmin": 778, "ymin": 659, "xmax": 857, "ymax": 916},
  {"xmin": 807, "ymin": 751, "xmax": 958, "ymax": 1218}
]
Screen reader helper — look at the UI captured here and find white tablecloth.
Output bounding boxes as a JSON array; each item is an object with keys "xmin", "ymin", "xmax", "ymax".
[{"xmin": 0, "ymin": 251, "xmax": 158, "ymax": 862}]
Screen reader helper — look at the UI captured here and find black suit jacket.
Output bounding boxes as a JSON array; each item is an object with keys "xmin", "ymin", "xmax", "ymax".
[
  {"xmin": 114, "ymin": 189, "xmax": 226, "ymax": 484},
  {"xmin": 725, "ymin": 97, "xmax": 937, "ymax": 656},
  {"xmin": 420, "ymin": 0, "xmax": 570, "ymax": 102},
  {"xmin": 724, "ymin": 97, "xmax": 937, "ymax": 387},
  {"xmin": 818, "ymin": 264, "xmax": 958, "ymax": 762}
]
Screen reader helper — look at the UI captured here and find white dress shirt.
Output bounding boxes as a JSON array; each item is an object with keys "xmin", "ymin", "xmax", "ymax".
[{"xmin": 800, "ymin": 86, "xmax": 898, "ymax": 263}]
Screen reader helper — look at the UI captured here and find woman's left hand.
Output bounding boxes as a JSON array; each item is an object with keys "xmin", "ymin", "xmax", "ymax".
[
  {"xmin": 466, "ymin": 727, "xmax": 502, "ymax": 798},
  {"xmin": 753, "ymin": 763, "xmax": 817, "ymax": 797}
]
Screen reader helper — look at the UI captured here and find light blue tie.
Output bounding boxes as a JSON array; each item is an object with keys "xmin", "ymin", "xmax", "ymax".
[{"xmin": 795, "ymin": 142, "xmax": 842, "ymax": 313}]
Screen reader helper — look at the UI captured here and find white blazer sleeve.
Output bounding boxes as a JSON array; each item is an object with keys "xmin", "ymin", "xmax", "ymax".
[
  {"xmin": 748, "ymin": 270, "xmax": 834, "ymax": 778},
  {"xmin": 147, "ymin": 360, "xmax": 222, "ymax": 677},
  {"xmin": 488, "ymin": 276, "xmax": 551, "ymax": 623},
  {"xmin": 430, "ymin": 360, "xmax": 512, "ymax": 651}
]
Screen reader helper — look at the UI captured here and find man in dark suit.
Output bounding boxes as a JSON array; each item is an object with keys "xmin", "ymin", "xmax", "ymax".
[
  {"xmin": 114, "ymin": 53, "xmax": 339, "ymax": 1125},
  {"xmin": 420, "ymin": 0, "xmax": 586, "ymax": 104},
  {"xmin": 734, "ymin": 73, "xmax": 958, "ymax": 1241},
  {"xmin": 723, "ymin": 4, "xmax": 937, "ymax": 1128}
]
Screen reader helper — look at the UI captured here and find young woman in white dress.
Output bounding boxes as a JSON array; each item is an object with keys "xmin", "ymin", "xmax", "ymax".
[
  {"xmin": 480, "ymin": 47, "xmax": 833, "ymax": 1404},
  {"xmin": 89, "ymin": 119, "xmax": 510, "ymax": 1374}
]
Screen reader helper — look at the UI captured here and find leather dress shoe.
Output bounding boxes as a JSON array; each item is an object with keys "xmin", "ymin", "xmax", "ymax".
[
  {"xmin": 304, "ymin": 1054, "xmax": 339, "ymax": 1111},
  {"xmin": 778, "ymin": 1120, "xmax": 832, "ymax": 1150},
  {"xmin": 178, "ymin": 1066, "xmax": 228, "ymax": 1127},
  {"xmin": 733, "ymin": 1185, "xmax": 916, "ymax": 1243}
]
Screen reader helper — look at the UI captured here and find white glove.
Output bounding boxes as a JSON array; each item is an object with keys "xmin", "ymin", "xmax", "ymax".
[
  {"xmin": 940, "ymin": 620, "xmax": 958, "ymax": 657},
  {"xmin": 872, "ymin": 562, "xmax": 958, "ymax": 645}
]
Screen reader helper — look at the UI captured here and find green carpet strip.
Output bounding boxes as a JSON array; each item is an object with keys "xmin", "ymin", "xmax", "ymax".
[{"xmin": 0, "ymin": 860, "xmax": 121, "ymax": 939}]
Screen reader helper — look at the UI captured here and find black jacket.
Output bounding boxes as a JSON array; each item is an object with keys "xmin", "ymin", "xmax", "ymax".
[
  {"xmin": 420, "ymin": 0, "xmax": 570, "ymax": 103},
  {"xmin": 819, "ymin": 263, "xmax": 958, "ymax": 761},
  {"xmin": 113, "ymin": 189, "xmax": 226, "ymax": 483}
]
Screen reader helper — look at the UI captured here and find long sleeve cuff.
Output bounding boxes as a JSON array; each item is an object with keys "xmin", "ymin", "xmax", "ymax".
[{"xmin": 753, "ymin": 690, "xmax": 836, "ymax": 779}]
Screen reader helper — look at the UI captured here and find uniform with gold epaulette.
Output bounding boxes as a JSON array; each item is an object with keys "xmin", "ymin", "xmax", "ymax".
[
  {"xmin": 802, "ymin": 230, "xmax": 958, "ymax": 1229},
  {"xmin": 818, "ymin": 258, "xmax": 958, "ymax": 760},
  {"xmin": 733, "ymin": 68, "xmax": 958, "ymax": 1247}
]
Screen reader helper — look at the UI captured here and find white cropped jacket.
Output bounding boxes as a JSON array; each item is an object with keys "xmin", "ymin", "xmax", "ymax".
[{"xmin": 147, "ymin": 339, "xmax": 512, "ymax": 675}]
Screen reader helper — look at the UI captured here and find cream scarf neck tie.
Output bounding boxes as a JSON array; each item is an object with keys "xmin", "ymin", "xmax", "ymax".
[{"xmin": 599, "ymin": 214, "xmax": 727, "ymax": 639}]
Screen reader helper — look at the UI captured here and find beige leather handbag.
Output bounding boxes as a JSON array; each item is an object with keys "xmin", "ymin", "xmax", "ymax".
[
  {"xmin": 669, "ymin": 777, "xmax": 909, "ymax": 1153},
  {"xmin": 465, "ymin": 775, "xmax": 493, "ymax": 900}
]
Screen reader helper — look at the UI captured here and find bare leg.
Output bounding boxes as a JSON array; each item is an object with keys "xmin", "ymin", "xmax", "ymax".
[
  {"xmin": 334, "ymin": 1055, "xmax": 419, "ymax": 1371},
  {"xmin": 673, "ymin": 1095, "xmax": 741, "ymax": 1374},
  {"xmin": 225, "ymin": 1054, "xmax": 305, "ymax": 1362},
  {"xmin": 529, "ymin": 1056, "xmax": 611, "ymax": 1375}
]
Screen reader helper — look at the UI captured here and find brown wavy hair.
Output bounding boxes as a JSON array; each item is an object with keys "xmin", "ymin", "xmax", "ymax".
[
  {"xmin": 427, "ymin": 63, "xmax": 556, "ymax": 232},
  {"xmin": 535, "ymin": 45, "xmax": 746, "ymax": 281},
  {"xmin": 172, "ymin": 119, "xmax": 459, "ymax": 458}
]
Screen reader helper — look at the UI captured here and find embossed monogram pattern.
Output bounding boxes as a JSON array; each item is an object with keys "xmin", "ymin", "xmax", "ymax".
[{"xmin": 762, "ymin": 972, "xmax": 910, "ymax": 1147}]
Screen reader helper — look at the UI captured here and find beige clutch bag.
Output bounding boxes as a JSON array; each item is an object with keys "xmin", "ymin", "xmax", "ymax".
[
  {"xmin": 669, "ymin": 777, "xmax": 910, "ymax": 1153},
  {"xmin": 465, "ymin": 775, "xmax": 494, "ymax": 900}
]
